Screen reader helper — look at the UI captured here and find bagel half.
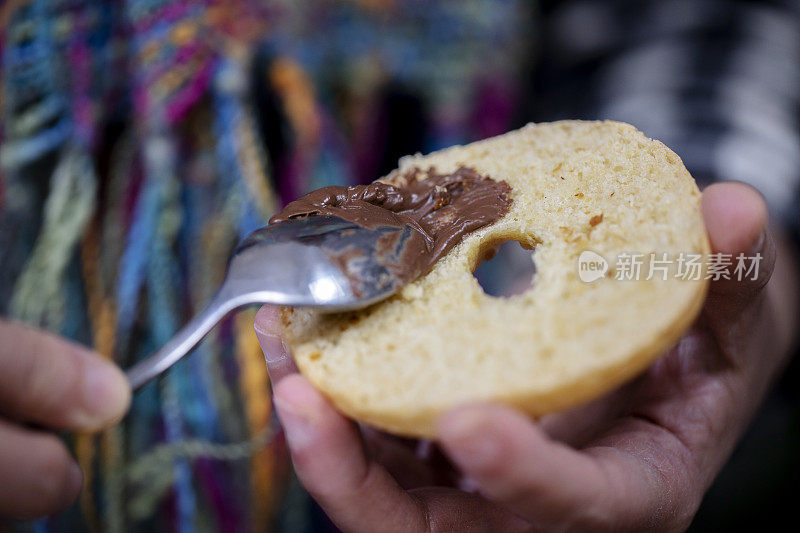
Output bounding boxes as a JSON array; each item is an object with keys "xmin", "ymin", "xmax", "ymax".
[{"xmin": 280, "ymin": 120, "xmax": 710, "ymax": 437}]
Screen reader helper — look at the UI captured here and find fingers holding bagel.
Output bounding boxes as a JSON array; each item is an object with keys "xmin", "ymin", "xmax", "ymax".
[
  {"xmin": 701, "ymin": 182, "xmax": 775, "ymax": 299},
  {"xmin": 699, "ymin": 182, "xmax": 794, "ymax": 371},
  {"xmin": 255, "ymin": 305, "xmax": 298, "ymax": 384},
  {"xmin": 436, "ymin": 404, "xmax": 686, "ymax": 530},
  {"xmin": 272, "ymin": 374, "xmax": 430, "ymax": 532},
  {"xmin": 271, "ymin": 374, "xmax": 531, "ymax": 532},
  {"xmin": 257, "ymin": 307, "xmax": 425, "ymax": 530}
]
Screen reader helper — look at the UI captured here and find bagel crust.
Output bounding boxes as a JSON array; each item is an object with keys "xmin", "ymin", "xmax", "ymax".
[{"xmin": 281, "ymin": 121, "xmax": 710, "ymax": 437}]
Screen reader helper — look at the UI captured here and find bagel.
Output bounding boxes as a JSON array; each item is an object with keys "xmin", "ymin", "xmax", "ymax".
[{"xmin": 279, "ymin": 120, "xmax": 710, "ymax": 437}]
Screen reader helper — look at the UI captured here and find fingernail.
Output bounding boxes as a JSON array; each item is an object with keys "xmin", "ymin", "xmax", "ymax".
[
  {"xmin": 415, "ymin": 439, "xmax": 433, "ymax": 460},
  {"xmin": 69, "ymin": 462, "xmax": 84, "ymax": 494},
  {"xmin": 274, "ymin": 394, "xmax": 316, "ymax": 450},
  {"xmin": 749, "ymin": 228, "xmax": 766, "ymax": 255},
  {"xmin": 439, "ymin": 410, "xmax": 498, "ymax": 468},
  {"xmin": 82, "ymin": 361, "xmax": 131, "ymax": 429},
  {"xmin": 458, "ymin": 475, "xmax": 481, "ymax": 493},
  {"xmin": 256, "ymin": 331, "xmax": 287, "ymax": 365}
]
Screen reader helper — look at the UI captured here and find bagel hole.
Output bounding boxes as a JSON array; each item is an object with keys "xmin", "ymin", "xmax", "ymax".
[{"xmin": 473, "ymin": 239, "xmax": 536, "ymax": 297}]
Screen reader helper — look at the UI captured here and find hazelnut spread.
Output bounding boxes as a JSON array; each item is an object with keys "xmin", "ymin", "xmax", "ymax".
[{"xmin": 270, "ymin": 166, "xmax": 512, "ymax": 287}]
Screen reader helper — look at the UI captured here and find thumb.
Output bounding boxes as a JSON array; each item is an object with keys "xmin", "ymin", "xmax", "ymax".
[
  {"xmin": 702, "ymin": 182, "xmax": 775, "ymax": 306},
  {"xmin": 0, "ymin": 321, "xmax": 131, "ymax": 431}
]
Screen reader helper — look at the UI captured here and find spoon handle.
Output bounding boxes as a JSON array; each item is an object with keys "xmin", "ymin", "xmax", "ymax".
[{"xmin": 125, "ymin": 295, "xmax": 237, "ymax": 390}]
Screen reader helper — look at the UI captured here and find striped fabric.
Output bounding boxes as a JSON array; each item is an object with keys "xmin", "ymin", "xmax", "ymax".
[{"xmin": 528, "ymin": 0, "xmax": 800, "ymax": 236}]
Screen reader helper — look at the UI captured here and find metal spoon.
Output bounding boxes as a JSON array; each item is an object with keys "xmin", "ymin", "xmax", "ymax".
[{"xmin": 125, "ymin": 216, "xmax": 421, "ymax": 390}]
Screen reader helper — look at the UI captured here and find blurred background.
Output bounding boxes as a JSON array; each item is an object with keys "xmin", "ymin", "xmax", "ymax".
[{"xmin": 0, "ymin": 0, "xmax": 798, "ymax": 531}]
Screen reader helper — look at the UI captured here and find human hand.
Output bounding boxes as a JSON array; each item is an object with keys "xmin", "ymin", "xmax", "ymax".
[
  {"xmin": 0, "ymin": 322, "xmax": 131, "ymax": 519},
  {"xmin": 254, "ymin": 182, "xmax": 798, "ymax": 532}
]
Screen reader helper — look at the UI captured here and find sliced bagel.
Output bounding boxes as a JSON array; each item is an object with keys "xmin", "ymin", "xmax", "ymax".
[{"xmin": 280, "ymin": 120, "xmax": 710, "ymax": 437}]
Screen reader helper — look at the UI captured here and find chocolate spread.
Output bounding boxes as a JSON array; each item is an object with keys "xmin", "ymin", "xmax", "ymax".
[{"xmin": 270, "ymin": 166, "xmax": 512, "ymax": 287}]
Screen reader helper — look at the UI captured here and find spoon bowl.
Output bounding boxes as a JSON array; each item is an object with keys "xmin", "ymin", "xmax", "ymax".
[{"xmin": 125, "ymin": 216, "xmax": 419, "ymax": 389}]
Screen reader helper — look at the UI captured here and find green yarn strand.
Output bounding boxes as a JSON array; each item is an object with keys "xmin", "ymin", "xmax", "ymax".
[{"xmin": 10, "ymin": 146, "xmax": 97, "ymax": 330}]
